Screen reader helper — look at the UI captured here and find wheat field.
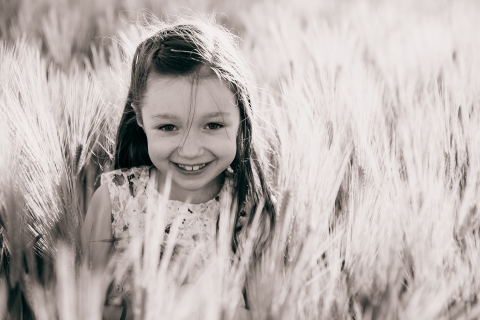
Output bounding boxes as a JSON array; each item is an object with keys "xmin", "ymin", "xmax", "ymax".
[{"xmin": 1, "ymin": 0, "xmax": 480, "ymax": 319}]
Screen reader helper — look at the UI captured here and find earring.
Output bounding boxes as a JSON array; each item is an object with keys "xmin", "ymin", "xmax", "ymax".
[{"xmin": 226, "ymin": 166, "xmax": 234, "ymax": 174}]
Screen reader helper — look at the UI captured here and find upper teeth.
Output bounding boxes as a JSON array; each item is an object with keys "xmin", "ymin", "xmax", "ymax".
[{"xmin": 177, "ymin": 163, "xmax": 207, "ymax": 171}]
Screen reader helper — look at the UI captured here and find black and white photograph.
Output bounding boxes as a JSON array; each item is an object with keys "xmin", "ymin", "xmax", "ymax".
[{"xmin": 0, "ymin": 0, "xmax": 479, "ymax": 319}]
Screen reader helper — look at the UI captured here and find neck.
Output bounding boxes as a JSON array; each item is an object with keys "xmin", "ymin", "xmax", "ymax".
[{"xmin": 151, "ymin": 167, "xmax": 225, "ymax": 204}]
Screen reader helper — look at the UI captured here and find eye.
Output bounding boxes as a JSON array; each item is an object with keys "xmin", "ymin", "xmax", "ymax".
[
  {"xmin": 205, "ymin": 123, "xmax": 224, "ymax": 130},
  {"xmin": 159, "ymin": 125, "xmax": 177, "ymax": 132}
]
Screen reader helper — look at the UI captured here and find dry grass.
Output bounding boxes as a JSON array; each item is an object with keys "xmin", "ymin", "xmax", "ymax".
[{"xmin": 1, "ymin": 0, "xmax": 480, "ymax": 319}]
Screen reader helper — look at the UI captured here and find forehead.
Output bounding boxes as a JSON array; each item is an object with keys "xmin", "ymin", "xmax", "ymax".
[{"xmin": 142, "ymin": 75, "xmax": 238, "ymax": 117}]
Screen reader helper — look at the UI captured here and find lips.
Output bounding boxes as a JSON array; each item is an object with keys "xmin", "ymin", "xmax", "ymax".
[
  {"xmin": 171, "ymin": 161, "xmax": 213, "ymax": 174},
  {"xmin": 176, "ymin": 163, "xmax": 207, "ymax": 171}
]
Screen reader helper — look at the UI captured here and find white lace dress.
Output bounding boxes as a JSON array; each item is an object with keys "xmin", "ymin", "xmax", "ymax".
[{"xmin": 101, "ymin": 166, "xmax": 234, "ymax": 305}]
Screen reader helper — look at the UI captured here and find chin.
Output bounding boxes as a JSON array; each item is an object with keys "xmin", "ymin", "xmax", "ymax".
[{"xmin": 173, "ymin": 179, "xmax": 208, "ymax": 191}]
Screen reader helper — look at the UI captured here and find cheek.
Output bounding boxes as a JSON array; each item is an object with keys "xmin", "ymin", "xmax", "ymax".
[
  {"xmin": 221, "ymin": 143, "xmax": 237, "ymax": 162},
  {"xmin": 145, "ymin": 134, "xmax": 178, "ymax": 159},
  {"xmin": 220, "ymin": 130, "xmax": 238, "ymax": 160}
]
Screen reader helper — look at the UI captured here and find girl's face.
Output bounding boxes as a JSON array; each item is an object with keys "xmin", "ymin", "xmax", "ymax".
[{"xmin": 140, "ymin": 76, "xmax": 240, "ymax": 203}]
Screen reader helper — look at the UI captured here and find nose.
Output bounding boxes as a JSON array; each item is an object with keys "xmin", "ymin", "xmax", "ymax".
[{"xmin": 177, "ymin": 132, "xmax": 205, "ymax": 159}]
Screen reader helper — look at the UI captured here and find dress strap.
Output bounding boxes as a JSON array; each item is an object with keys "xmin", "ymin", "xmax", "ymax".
[{"xmin": 101, "ymin": 166, "xmax": 150, "ymax": 248}]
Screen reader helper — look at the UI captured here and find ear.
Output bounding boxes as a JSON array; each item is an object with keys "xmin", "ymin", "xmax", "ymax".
[{"xmin": 131, "ymin": 103, "xmax": 144, "ymax": 129}]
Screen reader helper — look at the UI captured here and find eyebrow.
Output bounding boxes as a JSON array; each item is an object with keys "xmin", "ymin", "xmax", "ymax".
[
  {"xmin": 202, "ymin": 111, "xmax": 231, "ymax": 119},
  {"xmin": 152, "ymin": 113, "xmax": 179, "ymax": 120},
  {"xmin": 151, "ymin": 111, "xmax": 230, "ymax": 120}
]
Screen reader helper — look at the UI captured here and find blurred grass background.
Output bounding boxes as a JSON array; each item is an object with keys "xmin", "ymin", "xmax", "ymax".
[{"xmin": 2, "ymin": 0, "xmax": 480, "ymax": 319}]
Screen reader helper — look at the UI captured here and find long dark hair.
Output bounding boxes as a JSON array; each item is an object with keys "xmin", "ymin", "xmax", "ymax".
[{"xmin": 114, "ymin": 18, "xmax": 276, "ymax": 257}]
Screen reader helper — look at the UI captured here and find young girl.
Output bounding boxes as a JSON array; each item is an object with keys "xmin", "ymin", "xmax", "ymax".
[{"xmin": 82, "ymin": 17, "xmax": 276, "ymax": 319}]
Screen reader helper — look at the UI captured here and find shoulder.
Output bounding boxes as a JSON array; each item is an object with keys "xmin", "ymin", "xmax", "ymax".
[
  {"xmin": 101, "ymin": 166, "xmax": 151, "ymax": 198},
  {"xmin": 82, "ymin": 183, "xmax": 111, "ymax": 234},
  {"xmin": 101, "ymin": 166, "xmax": 150, "ymax": 187}
]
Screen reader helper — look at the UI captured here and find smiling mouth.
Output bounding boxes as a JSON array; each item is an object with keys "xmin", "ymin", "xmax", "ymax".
[{"xmin": 171, "ymin": 161, "xmax": 212, "ymax": 172}]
